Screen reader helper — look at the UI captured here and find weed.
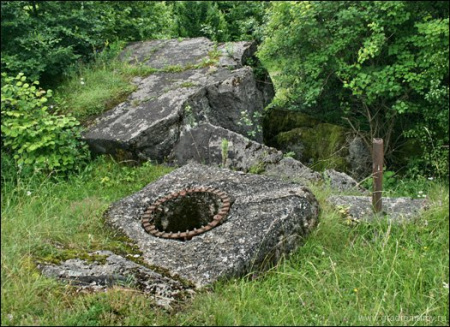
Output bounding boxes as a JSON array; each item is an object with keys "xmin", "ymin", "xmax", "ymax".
[
  {"xmin": 283, "ymin": 151, "xmax": 296, "ymax": 158},
  {"xmin": 237, "ymin": 110, "xmax": 263, "ymax": 139},
  {"xmin": 221, "ymin": 138, "xmax": 229, "ymax": 168},
  {"xmin": 248, "ymin": 161, "xmax": 265, "ymax": 174},
  {"xmin": 179, "ymin": 81, "xmax": 197, "ymax": 88}
]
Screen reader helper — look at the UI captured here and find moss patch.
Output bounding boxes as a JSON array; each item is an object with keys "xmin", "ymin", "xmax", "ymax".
[
  {"xmin": 248, "ymin": 161, "xmax": 266, "ymax": 174},
  {"xmin": 275, "ymin": 123, "xmax": 349, "ymax": 172},
  {"xmin": 34, "ymin": 248, "xmax": 109, "ymax": 266},
  {"xmin": 263, "ymin": 109, "xmax": 322, "ymax": 146}
]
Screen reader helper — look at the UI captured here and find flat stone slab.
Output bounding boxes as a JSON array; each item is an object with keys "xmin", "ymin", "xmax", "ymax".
[
  {"xmin": 38, "ymin": 250, "xmax": 191, "ymax": 309},
  {"xmin": 105, "ymin": 163, "xmax": 319, "ymax": 288},
  {"xmin": 328, "ymin": 196, "xmax": 428, "ymax": 222}
]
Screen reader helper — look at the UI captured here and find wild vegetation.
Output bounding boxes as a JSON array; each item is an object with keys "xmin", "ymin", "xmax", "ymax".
[
  {"xmin": 258, "ymin": 1, "xmax": 449, "ymax": 178},
  {"xmin": 1, "ymin": 156, "xmax": 448, "ymax": 326},
  {"xmin": 1, "ymin": 1, "xmax": 449, "ymax": 326}
]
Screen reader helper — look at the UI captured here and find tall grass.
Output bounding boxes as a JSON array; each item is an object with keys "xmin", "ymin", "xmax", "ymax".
[
  {"xmin": 166, "ymin": 183, "xmax": 448, "ymax": 326},
  {"xmin": 2, "ymin": 39, "xmax": 448, "ymax": 326},
  {"xmin": 2, "ymin": 158, "xmax": 448, "ymax": 325},
  {"xmin": 52, "ymin": 41, "xmax": 194, "ymax": 125},
  {"xmin": 53, "ymin": 41, "xmax": 160, "ymax": 125},
  {"xmin": 1, "ymin": 156, "xmax": 173, "ymax": 326}
]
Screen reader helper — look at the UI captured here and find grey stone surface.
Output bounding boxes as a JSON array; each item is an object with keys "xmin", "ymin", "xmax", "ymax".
[
  {"xmin": 120, "ymin": 38, "xmax": 253, "ymax": 70},
  {"xmin": 171, "ymin": 122, "xmax": 279, "ymax": 170},
  {"xmin": 347, "ymin": 136, "xmax": 372, "ymax": 180},
  {"xmin": 105, "ymin": 163, "xmax": 320, "ymax": 288},
  {"xmin": 171, "ymin": 123, "xmax": 322, "ymax": 185},
  {"xmin": 82, "ymin": 37, "xmax": 325, "ymax": 187},
  {"xmin": 83, "ymin": 38, "xmax": 273, "ymax": 161},
  {"xmin": 263, "ymin": 157, "xmax": 323, "ymax": 185},
  {"xmin": 38, "ymin": 250, "xmax": 190, "ymax": 309},
  {"xmin": 323, "ymin": 169, "xmax": 370, "ymax": 195},
  {"xmin": 328, "ymin": 196, "xmax": 428, "ymax": 222}
]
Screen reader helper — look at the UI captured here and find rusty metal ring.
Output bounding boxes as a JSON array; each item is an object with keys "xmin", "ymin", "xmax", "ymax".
[{"xmin": 141, "ymin": 187, "xmax": 231, "ymax": 240}]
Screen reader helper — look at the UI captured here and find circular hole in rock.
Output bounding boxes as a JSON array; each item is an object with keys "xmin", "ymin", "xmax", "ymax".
[
  {"xmin": 154, "ymin": 192, "xmax": 219, "ymax": 233},
  {"xmin": 142, "ymin": 188, "xmax": 231, "ymax": 240}
]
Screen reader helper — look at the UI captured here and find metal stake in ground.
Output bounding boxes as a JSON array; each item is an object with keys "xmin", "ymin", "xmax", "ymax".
[{"xmin": 372, "ymin": 138, "xmax": 383, "ymax": 213}]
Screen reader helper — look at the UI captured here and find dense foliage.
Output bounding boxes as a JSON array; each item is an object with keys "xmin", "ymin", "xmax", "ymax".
[
  {"xmin": 1, "ymin": 72, "xmax": 89, "ymax": 176},
  {"xmin": 171, "ymin": 1, "xmax": 267, "ymax": 42},
  {"xmin": 1, "ymin": 1, "xmax": 448, "ymax": 179},
  {"xmin": 258, "ymin": 1, "xmax": 449, "ymax": 177},
  {"xmin": 1, "ymin": 1, "xmax": 266, "ymax": 86},
  {"xmin": 1, "ymin": 1, "xmax": 174, "ymax": 86}
]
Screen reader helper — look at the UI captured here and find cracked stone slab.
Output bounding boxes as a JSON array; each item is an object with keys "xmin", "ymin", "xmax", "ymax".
[
  {"xmin": 38, "ymin": 250, "xmax": 191, "ymax": 309},
  {"xmin": 170, "ymin": 123, "xmax": 322, "ymax": 185},
  {"xmin": 105, "ymin": 163, "xmax": 319, "ymax": 288},
  {"xmin": 328, "ymin": 196, "xmax": 428, "ymax": 222},
  {"xmin": 83, "ymin": 38, "xmax": 273, "ymax": 161}
]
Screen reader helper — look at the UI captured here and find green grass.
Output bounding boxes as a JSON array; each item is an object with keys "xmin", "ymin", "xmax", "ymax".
[
  {"xmin": 167, "ymin": 183, "xmax": 448, "ymax": 326},
  {"xmin": 51, "ymin": 40, "xmax": 228, "ymax": 126},
  {"xmin": 1, "ymin": 156, "xmax": 173, "ymax": 326},
  {"xmin": 54, "ymin": 63, "xmax": 137, "ymax": 124},
  {"xmin": 52, "ymin": 49, "xmax": 210, "ymax": 125},
  {"xmin": 2, "ymin": 40, "xmax": 448, "ymax": 326},
  {"xmin": 51, "ymin": 45, "xmax": 182, "ymax": 125},
  {"xmin": 1, "ymin": 156, "xmax": 448, "ymax": 326}
]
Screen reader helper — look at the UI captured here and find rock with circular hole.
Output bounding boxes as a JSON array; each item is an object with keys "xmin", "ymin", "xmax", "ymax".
[{"xmin": 105, "ymin": 162, "xmax": 319, "ymax": 288}]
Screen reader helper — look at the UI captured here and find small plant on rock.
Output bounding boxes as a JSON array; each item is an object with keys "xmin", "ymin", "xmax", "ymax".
[
  {"xmin": 238, "ymin": 110, "xmax": 262, "ymax": 138},
  {"xmin": 221, "ymin": 138, "xmax": 229, "ymax": 168}
]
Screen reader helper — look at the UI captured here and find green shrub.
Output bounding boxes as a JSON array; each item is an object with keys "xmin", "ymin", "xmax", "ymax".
[
  {"xmin": 1, "ymin": 72, "xmax": 90, "ymax": 175},
  {"xmin": 0, "ymin": 1, "xmax": 175, "ymax": 87},
  {"xmin": 258, "ymin": 1, "xmax": 449, "ymax": 177}
]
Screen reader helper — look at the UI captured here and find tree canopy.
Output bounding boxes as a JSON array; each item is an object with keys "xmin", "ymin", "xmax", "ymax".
[
  {"xmin": 1, "ymin": 0, "xmax": 448, "ymax": 178},
  {"xmin": 258, "ymin": 1, "xmax": 449, "ymax": 175}
]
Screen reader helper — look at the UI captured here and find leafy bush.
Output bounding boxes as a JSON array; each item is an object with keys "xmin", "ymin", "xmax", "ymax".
[
  {"xmin": 258, "ymin": 1, "xmax": 449, "ymax": 177},
  {"xmin": 1, "ymin": 1, "xmax": 175, "ymax": 87},
  {"xmin": 1, "ymin": 72, "xmax": 90, "ymax": 176},
  {"xmin": 170, "ymin": 1, "xmax": 268, "ymax": 42}
]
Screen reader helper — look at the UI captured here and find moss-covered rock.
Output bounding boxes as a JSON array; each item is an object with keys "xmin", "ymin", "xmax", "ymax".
[
  {"xmin": 275, "ymin": 123, "xmax": 349, "ymax": 172},
  {"xmin": 263, "ymin": 109, "xmax": 321, "ymax": 145},
  {"xmin": 262, "ymin": 108, "xmax": 372, "ymax": 178}
]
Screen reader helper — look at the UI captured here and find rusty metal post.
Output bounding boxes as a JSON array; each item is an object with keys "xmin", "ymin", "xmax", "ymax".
[{"xmin": 372, "ymin": 138, "xmax": 383, "ymax": 213}]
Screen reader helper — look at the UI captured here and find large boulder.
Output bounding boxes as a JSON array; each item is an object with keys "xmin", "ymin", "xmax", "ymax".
[
  {"xmin": 263, "ymin": 108, "xmax": 372, "ymax": 179},
  {"xmin": 82, "ymin": 37, "xmax": 350, "ymax": 189},
  {"xmin": 170, "ymin": 122, "xmax": 322, "ymax": 185},
  {"xmin": 105, "ymin": 163, "xmax": 320, "ymax": 288},
  {"xmin": 83, "ymin": 37, "xmax": 273, "ymax": 162}
]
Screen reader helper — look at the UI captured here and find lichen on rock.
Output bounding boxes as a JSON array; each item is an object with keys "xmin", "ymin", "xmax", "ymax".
[
  {"xmin": 83, "ymin": 37, "xmax": 273, "ymax": 162},
  {"xmin": 105, "ymin": 162, "xmax": 320, "ymax": 288}
]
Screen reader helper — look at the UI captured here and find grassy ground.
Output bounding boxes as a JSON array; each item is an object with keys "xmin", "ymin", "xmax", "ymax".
[
  {"xmin": 1, "ymin": 155, "xmax": 448, "ymax": 326},
  {"xmin": 51, "ymin": 40, "xmax": 218, "ymax": 125},
  {"xmin": 52, "ymin": 41, "xmax": 162, "ymax": 125},
  {"xmin": 2, "ymin": 43, "xmax": 448, "ymax": 326}
]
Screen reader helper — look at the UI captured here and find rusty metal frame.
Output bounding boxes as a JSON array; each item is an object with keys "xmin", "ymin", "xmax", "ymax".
[{"xmin": 141, "ymin": 187, "xmax": 231, "ymax": 240}]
